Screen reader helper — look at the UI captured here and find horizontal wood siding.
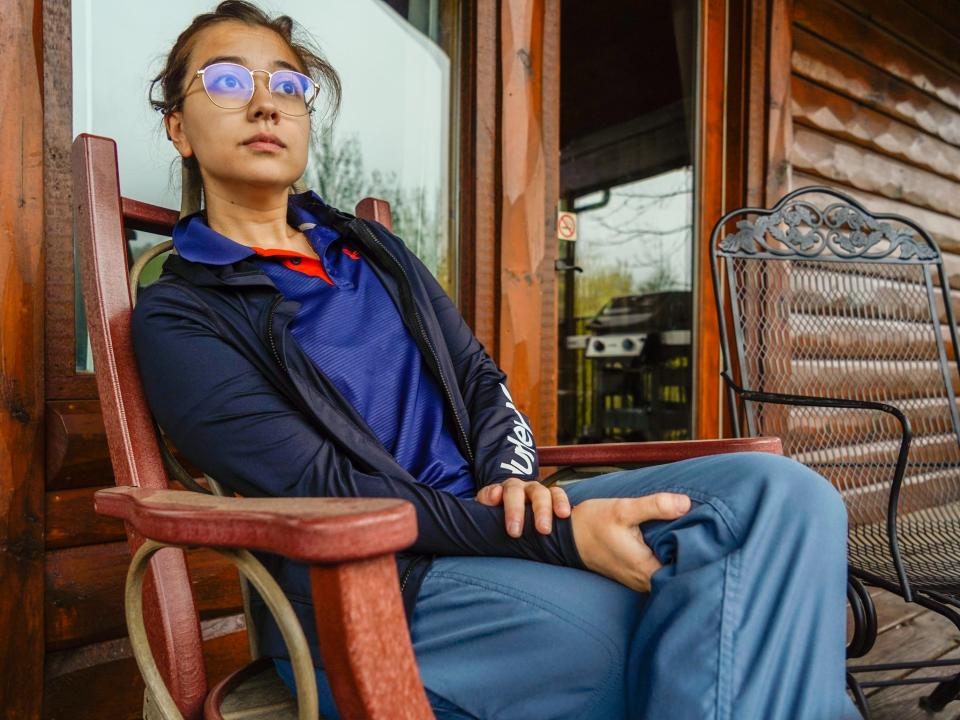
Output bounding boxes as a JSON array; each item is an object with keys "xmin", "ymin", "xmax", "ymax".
[
  {"xmin": 789, "ymin": 0, "xmax": 960, "ymax": 257},
  {"xmin": 44, "ymin": 623, "xmax": 249, "ymax": 720},
  {"xmin": 751, "ymin": 0, "xmax": 960, "ymax": 522},
  {"xmin": 41, "ymin": 399, "xmax": 247, "ymax": 716}
]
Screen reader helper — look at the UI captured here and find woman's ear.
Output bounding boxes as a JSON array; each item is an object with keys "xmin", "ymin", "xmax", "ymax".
[{"xmin": 164, "ymin": 111, "xmax": 194, "ymax": 159}]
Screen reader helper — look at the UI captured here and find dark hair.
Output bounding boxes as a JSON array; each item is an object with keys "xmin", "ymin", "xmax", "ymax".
[
  {"xmin": 149, "ymin": 0, "xmax": 341, "ymax": 126},
  {"xmin": 149, "ymin": 1, "xmax": 340, "ymax": 213}
]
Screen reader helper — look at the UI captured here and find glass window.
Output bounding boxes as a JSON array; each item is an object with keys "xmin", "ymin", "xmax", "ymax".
[
  {"xmin": 557, "ymin": 0, "xmax": 697, "ymax": 443},
  {"xmin": 73, "ymin": 0, "xmax": 460, "ymax": 371}
]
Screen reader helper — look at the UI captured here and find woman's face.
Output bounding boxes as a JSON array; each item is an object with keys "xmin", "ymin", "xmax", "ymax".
[{"xmin": 164, "ymin": 21, "xmax": 311, "ymax": 194}]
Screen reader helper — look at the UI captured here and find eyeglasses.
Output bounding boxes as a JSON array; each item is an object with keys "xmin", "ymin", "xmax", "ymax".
[{"xmin": 189, "ymin": 62, "xmax": 319, "ymax": 117}]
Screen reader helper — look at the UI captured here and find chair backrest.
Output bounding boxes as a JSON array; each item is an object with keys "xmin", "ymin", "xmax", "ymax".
[
  {"xmin": 711, "ymin": 186, "xmax": 960, "ymax": 528},
  {"xmin": 72, "ymin": 132, "xmax": 393, "ymax": 718}
]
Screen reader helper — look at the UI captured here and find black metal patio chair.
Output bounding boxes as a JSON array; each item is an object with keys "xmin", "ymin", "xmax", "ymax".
[{"xmin": 710, "ymin": 186, "xmax": 960, "ymax": 717}]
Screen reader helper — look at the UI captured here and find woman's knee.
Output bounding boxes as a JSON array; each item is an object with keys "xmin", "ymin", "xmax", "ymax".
[
  {"xmin": 738, "ymin": 453, "xmax": 848, "ymax": 541},
  {"xmin": 567, "ymin": 451, "xmax": 848, "ymax": 543}
]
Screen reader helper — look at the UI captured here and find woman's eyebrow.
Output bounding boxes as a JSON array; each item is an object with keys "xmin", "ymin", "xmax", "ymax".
[
  {"xmin": 198, "ymin": 54, "xmax": 301, "ymax": 71},
  {"xmin": 199, "ymin": 54, "xmax": 245, "ymax": 68}
]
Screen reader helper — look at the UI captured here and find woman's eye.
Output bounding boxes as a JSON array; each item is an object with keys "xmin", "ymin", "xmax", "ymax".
[
  {"xmin": 212, "ymin": 73, "xmax": 245, "ymax": 90},
  {"xmin": 272, "ymin": 74, "xmax": 305, "ymax": 97}
]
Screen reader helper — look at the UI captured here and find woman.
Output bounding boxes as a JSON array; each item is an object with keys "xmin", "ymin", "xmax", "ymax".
[{"xmin": 133, "ymin": 2, "xmax": 860, "ymax": 718}]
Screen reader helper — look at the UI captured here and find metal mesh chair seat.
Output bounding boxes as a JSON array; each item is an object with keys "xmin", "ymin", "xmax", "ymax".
[{"xmin": 850, "ymin": 501, "xmax": 960, "ymax": 596}]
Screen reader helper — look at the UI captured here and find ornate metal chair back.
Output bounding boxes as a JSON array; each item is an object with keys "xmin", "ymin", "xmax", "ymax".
[{"xmin": 711, "ymin": 187, "xmax": 960, "ymax": 536}]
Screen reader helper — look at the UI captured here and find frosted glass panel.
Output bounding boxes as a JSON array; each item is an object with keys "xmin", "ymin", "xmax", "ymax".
[{"xmin": 73, "ymin": 0, "xmax": 456, "ymax": 371}]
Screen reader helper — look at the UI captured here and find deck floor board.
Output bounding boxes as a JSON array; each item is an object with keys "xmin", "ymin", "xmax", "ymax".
[{"xmin": 852, "ymin": 588, "xmax": 960, "ymax": 718}]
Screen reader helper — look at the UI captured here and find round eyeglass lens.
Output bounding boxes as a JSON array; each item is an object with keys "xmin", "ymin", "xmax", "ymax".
[
  {"xmin": 201, "ymin": 63, "xmax": 254, "ymax": 108},
  {"xmin": 269, "ymin": 70, "xmax": 315, "ymax": 114}
]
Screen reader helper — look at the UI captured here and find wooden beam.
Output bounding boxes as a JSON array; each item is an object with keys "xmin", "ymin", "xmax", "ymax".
[
  {"xmin": 693, "ymin": 0, "xmax": 728, "ymax": 439},
  {"xmin": 695, "ymin": 0, "xmax": 794, "ymax": 439},
  {"xmin": 539, "ymin": 0, "xmax": 560, "ymax": 445},
  {"xmin": 0, "ymin": 0, "xmax": 46, "ymax": 716},
  {"xmin": 498, "ymin": 0, "xmax": 560, "ymax": 443},
  {"xmin": 459, "ymin": 0, "xmax": 499, "ymax": 353},
  {"xmin": 43, "ymin": 0, "xmax": 96, "ymax": 401},
  {"xmin": 766, "ymin": 0, "xmax": 794, "ymax": 204}
]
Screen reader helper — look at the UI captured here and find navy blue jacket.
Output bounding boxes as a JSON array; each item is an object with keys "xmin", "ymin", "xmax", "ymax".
[{"xmin": 131, "ymin": 192, "xmax": 586, "ymax": 664}]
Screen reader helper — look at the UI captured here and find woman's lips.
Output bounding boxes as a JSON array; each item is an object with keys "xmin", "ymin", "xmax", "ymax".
[
  {"xmin": 244, "ymin": 140, "xmax": 284, "ymax": 153},
  {"xmin": 242, "ymin": 133, "xmax": 286, "ymax": 152}
]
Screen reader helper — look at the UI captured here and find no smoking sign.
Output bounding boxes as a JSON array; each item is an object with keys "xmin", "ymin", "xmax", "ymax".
[{"xmin": 557, "ymin": 210, "xmax": 578, "ymax": 241}]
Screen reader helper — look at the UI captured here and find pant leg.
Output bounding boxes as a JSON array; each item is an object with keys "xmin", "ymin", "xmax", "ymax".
[
  {"xmin": 275, "ymin": 451, "xmax": 859, "ymax": 719},
  {"xmin": 408, "ymin": 555, "xmax": 643, "ymax": 719},
  {"xmin": 564, "ymin": 451, "xmax": 860, "ymax": 720},
  {"xmin": 274, "ymin": 556, "xmax": 642, "ymax": 720},
  {"xmin": 273, "ymin": 657, "xmax": 477, "ymax": 719}
]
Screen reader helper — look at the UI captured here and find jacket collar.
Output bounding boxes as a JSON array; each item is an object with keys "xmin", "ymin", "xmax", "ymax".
[
  {"xmin": 163, "ymin": 191, "xmax": 366, "ymax": 289},
  {"xmin": 172, "ymin": 189, "xmax": 350, "ymax": 265}
]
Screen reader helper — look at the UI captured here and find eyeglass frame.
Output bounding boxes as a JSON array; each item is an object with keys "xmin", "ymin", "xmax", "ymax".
[{"xmin": 177, "ymin": 61, "xmax": 321, "ymax": 117}]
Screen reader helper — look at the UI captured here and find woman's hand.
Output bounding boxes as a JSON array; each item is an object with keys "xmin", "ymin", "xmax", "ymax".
[
  {"xmin": 475, "ymin": 477, "xmax": 571, "ymax": 537},
  {"xmin": 570, "ymin": 494, "xmax": 691, "ymax": 592}
]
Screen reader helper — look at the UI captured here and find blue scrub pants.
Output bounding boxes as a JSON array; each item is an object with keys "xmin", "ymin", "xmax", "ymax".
[{"xmin": 274, "ymin": 452, "xmax": 861, "ymax": 719}]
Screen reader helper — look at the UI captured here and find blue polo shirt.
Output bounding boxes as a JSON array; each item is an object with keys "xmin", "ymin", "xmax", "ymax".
[{"xmin": 171, "ymin": 191, "xmax": 475, "ymax": 499}]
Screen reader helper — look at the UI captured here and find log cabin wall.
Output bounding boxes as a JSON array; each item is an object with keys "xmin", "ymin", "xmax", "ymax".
[
  {"xmin": 735, "ymin": 1, "xmax": 960, "ymax": 492},
  {"xmin": 1, "ymin": 1, "xmax": 46, "ymax": 717},
  {"xmin": 692, "ymin": 0, "xmax": 960, "ymax": 446},
  {"xmin": 784, "ymin": 0, "xmax": 960, "ymax": 267}
]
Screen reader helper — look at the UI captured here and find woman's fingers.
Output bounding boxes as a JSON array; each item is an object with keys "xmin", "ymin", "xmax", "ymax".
[
  {"xmin": 570, "ymin": 496, "xmax": 688, "ymax": 592},
  {"xmin": 550, "ymin": 485, "xmax": 571, "ymax": 518},
  {"xmin": 527, "ymin": 483, "xmax": 555, "ymax": 534},
  {"xmin": 616, "ymin": 493, "xmax": 691, "ymax": 525},
  {"xmin": 502, "ymin": 479, "xmax": 527, "ymax": 537},
  {"xmin": 475, "ymin": 480, "xmax": 573, "ymax": 536},
  {"xmin": 474, "ymin": 482, "xmax": 503, "ymax": 506}
]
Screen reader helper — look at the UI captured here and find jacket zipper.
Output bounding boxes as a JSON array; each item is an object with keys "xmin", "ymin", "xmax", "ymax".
[
  {"xmin": 354, "ymin": 221, "xmax": 475, "ymax": 464},
  {"xmin": 399, "ymin": 554, "xmax": 432, "ymax": 592},
  {"xmin": 399, "ymin": 559, "xmax": 416, "ymax": 592},
  {"xmin": 266, "ymin": 295, "xmax": 287, "ymax": 372},
  {"xmin": 273, "ymin": 289, "xmax": 426, "ymax": 596}
]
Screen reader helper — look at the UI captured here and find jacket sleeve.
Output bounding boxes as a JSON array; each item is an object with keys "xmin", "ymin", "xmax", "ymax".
[
  {"xmin": 131, "ymin": 281, "xmax": 585, "ymax": 569},
  {"xmin": 408, "ymin": 254, "xmax": 541, "ymax": 488}
]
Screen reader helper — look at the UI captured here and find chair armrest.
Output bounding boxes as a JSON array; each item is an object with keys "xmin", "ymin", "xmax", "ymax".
[
  {"xmin": 721, "ymin": 372, "xmax": 913, "ymax": 600},
  {"xmin": 94, "ymin": 486, "xmax": 417, "ymax": 563},
  {"xmin": 722, "ymin": 371, "xmax": 912, "ymax": 432},
  {"xmin": 98, "ymin": 486, "xmax": 434, "ymax": 718},
  {"xmin": 537, "ymin": 437, "xmax": 783, "ymax": 467}
]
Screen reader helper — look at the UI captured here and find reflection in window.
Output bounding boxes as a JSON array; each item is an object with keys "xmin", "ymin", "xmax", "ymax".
[
  {"xmin": 557, "ymin": 0, "xmax": 696, "ymax": 444},
  {"xmin": 72, "ymin": 0, "xmax": 458, "ymax": 371},
  {"xmin": 570, "ymin": 169, "xmax": 693, "ymax": 320}
]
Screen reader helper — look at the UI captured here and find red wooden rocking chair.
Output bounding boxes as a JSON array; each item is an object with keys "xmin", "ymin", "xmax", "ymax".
[{"xmin": 72, "ymin": 132, "xmax": 782, "ymax": 719}]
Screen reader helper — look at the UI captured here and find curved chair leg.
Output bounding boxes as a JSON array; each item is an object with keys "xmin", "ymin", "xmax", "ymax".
[
  {"xmin": 909, "ymin": 592, "xmax": 960, "ymax": 712},
  {"xmin": 847, "ymin": 575, "xmax": 878, "ymax": 659},
  {"xmin": 919, "ymin": 672, "xmax": 960, "ymax": 713},
  {"xmin": 846, "ymin": 671, "xmax": 871, "ymax": 720}
]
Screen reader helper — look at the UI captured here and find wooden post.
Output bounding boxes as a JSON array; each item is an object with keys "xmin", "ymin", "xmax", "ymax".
[
  {"xmin": 694, "ymin": 0, "xmax": 791, "ymax": 439},
  {"xmin": 0, "ymin": 0, "xmax": 46, "ymax": 716},
  {"xmin": 765, "ymin": 0, "xmax": 794, "ymax": 205},
  {"xmin": 458, "ymin": 0, "xmax": 499, "ymax": 353},
  {"xmin": 693, "ymin": 0, "xmax": 729, "ymax": 439},
  {"xmin": 498, "ymin": 0, "xmax": 561, "ymax": 444}
]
